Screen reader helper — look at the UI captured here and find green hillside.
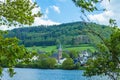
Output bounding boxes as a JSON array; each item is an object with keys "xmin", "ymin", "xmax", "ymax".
[{"xmin": 6, "ymin": 21, "xmax": 112, "ymax": 47}]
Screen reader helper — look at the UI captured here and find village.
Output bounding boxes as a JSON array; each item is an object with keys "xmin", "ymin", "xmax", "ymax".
[
  {"xmin": 30, "ymin": 44, "xmax": 97, "ymax": 69},
  {"xmin": 51, "ymin": 44, "xmax": 93, "ymax": 65}
]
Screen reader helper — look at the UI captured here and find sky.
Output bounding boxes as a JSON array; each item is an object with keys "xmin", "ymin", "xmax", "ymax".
[
  {"xmin": 32, "ymin": 0, "xmax": 120, "ymax": 26},
  {"xmin": 32, "ymin": 0, "xmax": 82, "ymax": 26},
  {"xmin": 0, "ymin": 0, "xmax": 120, "ymax": 30}
]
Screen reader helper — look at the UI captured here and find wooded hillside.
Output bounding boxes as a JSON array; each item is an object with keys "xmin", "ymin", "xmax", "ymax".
[{"xmin": 5, "ymin": 22, "xmax": 112, "ymax": 47}]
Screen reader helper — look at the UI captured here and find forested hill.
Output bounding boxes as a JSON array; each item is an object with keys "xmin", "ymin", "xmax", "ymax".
[{"xmin": 6, "ymin": 22, "xmax": 112, "ymax": 47}]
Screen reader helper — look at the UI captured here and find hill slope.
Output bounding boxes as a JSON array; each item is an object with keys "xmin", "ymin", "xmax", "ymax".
[{"xmin": 6, "ymin": 22, "xmax": 112, "ymax": 47}]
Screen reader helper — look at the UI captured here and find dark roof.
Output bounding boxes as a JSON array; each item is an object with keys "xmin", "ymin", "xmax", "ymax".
[{"xmin": 51, "ymin": 53, "xmax": 58, "ymax": 58}]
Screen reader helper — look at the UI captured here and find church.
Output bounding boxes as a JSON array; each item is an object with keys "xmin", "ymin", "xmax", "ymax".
[{"xmin": 51, "ymin": 44, "xmax": 66, "ymax": 64}]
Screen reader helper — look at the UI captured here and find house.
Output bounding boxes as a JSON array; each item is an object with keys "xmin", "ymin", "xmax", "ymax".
[{"xmin": 75, "ymin": 50, "xmax": 91, "ymax": 65}]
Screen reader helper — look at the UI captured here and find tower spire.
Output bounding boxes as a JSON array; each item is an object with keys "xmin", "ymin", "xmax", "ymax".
[
  {"xmin": 59, "ymin": 43, "xmax": 62, "ymax": 51},
  {"xmin": 58, "ymin": 43, "xmax": 62, "ymax": 63}
]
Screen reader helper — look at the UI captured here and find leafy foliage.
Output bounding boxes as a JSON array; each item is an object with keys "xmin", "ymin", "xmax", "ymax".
[
  {"xmin": 0, "ymin": 31, "xmax": 33, "ymax": 77},
  {"xmin": 72, "ymin": 0, "xmax": 99, "ymax": 12},
  {"xmin": 72, "ymin": 0, "xmax": 107, "ymax": 22},
  {"xmin": 84, "ymin": 28, "xmax": 120, "ymax": 80},
  {"xmin": 29, "ymin": 54, "xmax": 56, "ymax": 69},
  {"xmin": 69, "ymin": 50, "xmax": 78, "ymax": 59},
  {"xmin": 40, "ymin": 58, "xmax": 57, "ymax": 69},
  {"xmin": 73, "ymin": 0, "xmax": 120, "ymax": 79},
  {"xmin": 0, "ymin": 0, "xmax": 42, "ymax": 78},
  {"xmin": 62, "ymin": 58, "xmax": 74, "ymax": 70},
  {"xmin": 0, "ymin": 0, "xmax": 42, "ymax": 26}
]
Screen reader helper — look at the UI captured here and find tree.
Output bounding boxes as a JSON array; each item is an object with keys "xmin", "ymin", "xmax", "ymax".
[
  {"xmin": 38, "ymin": 54, "xmax": 48, "ymax": 60},
  {"xmin": 74, "ymin": 62, "xmax": 80, "ymax": 69},
  {"xmin": 73, "ymin": 0, "xmax": 100, "ymax": 13},
  {"xmin": 40, "ymin": 58, "xmax": 56, "ymax": 69},
  {"xmin": 72, "ymin": 0, "xmax": 106, "ymax": 21},
  {"xmin": 73, "ymin": 0, "xmax": 120, "ymax": 80},
  {"xmin": 62, "ymin": 52, "xmax": 70, "ymax": 58},
  {"xmin": 35, "ymin": 54, "xmax": 57, "ymax": 69},
  {"xmin": 62, "ymin": 58, "xmax": 74, "ymax": 70},
  {"xmin": 69, "ymin": 50, "xmax": 78, "ymax": 59},
  {"xmin": 84, "ymin": 28, "xmax": 120, "ymax": 80},
  {"xmin": 0, "ymin": 31, "xmax": 33, "ymax": 77},
  {"xmin": 0, "ymin": 0, "xmax": 42, "ymax": 77},
  {"xmin": 0, "ymin": 0, "xmax": 42, "ymax": 26}
]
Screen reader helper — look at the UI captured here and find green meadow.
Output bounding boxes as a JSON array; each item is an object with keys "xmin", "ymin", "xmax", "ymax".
[{"xmin": 27, "ymin": 44, "xmax": 96, "ymax": 52}]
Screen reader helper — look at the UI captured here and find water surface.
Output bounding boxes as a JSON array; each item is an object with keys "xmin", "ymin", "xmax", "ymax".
[{"xmin": 2, "ymin": 68, "xmax": 109, "ymax": 80}]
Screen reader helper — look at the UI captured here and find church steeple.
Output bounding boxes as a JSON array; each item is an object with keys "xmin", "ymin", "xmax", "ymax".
[
  {"xmin": 58, "ymin": 44, "xmax": 62, "ymax": 63},
  {"xmin": 58, "ymin": 44, "xmax": 62, "ymax": 51}
]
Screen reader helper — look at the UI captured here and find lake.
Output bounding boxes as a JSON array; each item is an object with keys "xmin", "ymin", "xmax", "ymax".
[{"xmin": 2, "ymin": 68, "xmax": 109, "ymax": 80}]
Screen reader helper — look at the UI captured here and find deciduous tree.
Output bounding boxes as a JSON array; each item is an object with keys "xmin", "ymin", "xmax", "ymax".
[
  {"xmin": 62, "ymin": 58, "xmax": 74, "ymax": 70},
  {"xmin": 0, "ymin": 0, "xmax": 42, "ymax": 77},
  {"xmin": 0, "ymin": 31, "xmax": 33, "ymax": 77},
  {"xmin": 73, "ymin": 0, "xmax": 120, "ymax": 80},
  {"xmin": 0, "ymin": 0, "xmax": 42, "ymax": 26}
]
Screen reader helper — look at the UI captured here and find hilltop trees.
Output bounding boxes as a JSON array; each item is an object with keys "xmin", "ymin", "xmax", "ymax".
[{"xmin": 6, "ymin": 22, "xmax": 111, "ymax": 47}]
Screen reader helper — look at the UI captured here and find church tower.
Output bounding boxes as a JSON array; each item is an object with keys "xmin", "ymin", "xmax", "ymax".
[{"xmin": 58, "ymin": 44, "xmax": 62, "ymax": 63}]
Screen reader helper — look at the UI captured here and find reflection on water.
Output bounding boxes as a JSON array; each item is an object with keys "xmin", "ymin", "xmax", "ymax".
[{"xmin": 2, "ymin": 68, "xmax": 109, "ymax": 80}]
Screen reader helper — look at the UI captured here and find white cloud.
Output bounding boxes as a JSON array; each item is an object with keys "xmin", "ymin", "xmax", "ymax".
[
  {"xmin": 0, "ymin": 17, "xmax": 60, "ymax": 30},
  {"xmin": 31, "ymin": 1, "xmax": 60, "ymax": 26},
  {"xmin": 32, "ymin": 6, "xmax": 60, "ymax": 26},
  {"xmin": 32, "ymin": 7, "xmax": 41, "ymax": 15},
  {"xmin": 88, "ymin": 10, "xmax": 114, "ymax": 25},
  {"xmin": 50, "ymin": 5, "xmax": 61, "ymax": 14},
  {"xmin": 0, "ymin": 25, "xmax": 11, "ymax": 31},
  {"xmin": 0, "ymin": 25, "xmax": 20, "ymax": 31},
  {"xmin": 0, "ymin": 0, "xmax": 4, "ymax": 2},
  {"xmin": 0, "ymin": 1, "xmax": 60, "ymax": 30},
  {"xmin": 32, "ymin": 5, "xmax": 60, "ymax": 26},
  {"xmin": 45, "ymin": 8, "xmax": 49, "ymax": 14},
  {"xmin": 33, "ymin": 17, "xmax": 60, "ymax": 26},
  {"xmin": 42, "ymin": 8, "xmax": 49, "ymax": 19},
  {"xmin": 88, "ymin": 0, "xmax": 120, "ymax": 26}
]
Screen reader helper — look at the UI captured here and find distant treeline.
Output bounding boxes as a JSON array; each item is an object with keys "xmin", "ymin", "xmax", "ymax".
[{"xmin": 5, "ymin": 22, "xmax": 112, "ymax": 47}]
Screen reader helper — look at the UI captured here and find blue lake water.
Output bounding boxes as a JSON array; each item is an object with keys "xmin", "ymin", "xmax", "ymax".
[{"xmin": 2, "ymin": 68, "xmax": 109, "ymax": 80}]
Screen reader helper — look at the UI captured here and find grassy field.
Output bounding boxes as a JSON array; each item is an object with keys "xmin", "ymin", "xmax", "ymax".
[
  {"xmin": 64, "ymin": 46, "xmax": 95, "ymax": 52},
  {"xmin": 27, "ymin": 46, "xmax": 57, "ymax": 52},
  {"xmin": 27, "ymin": 44, "xmax": 96, "ymax": 52}
]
